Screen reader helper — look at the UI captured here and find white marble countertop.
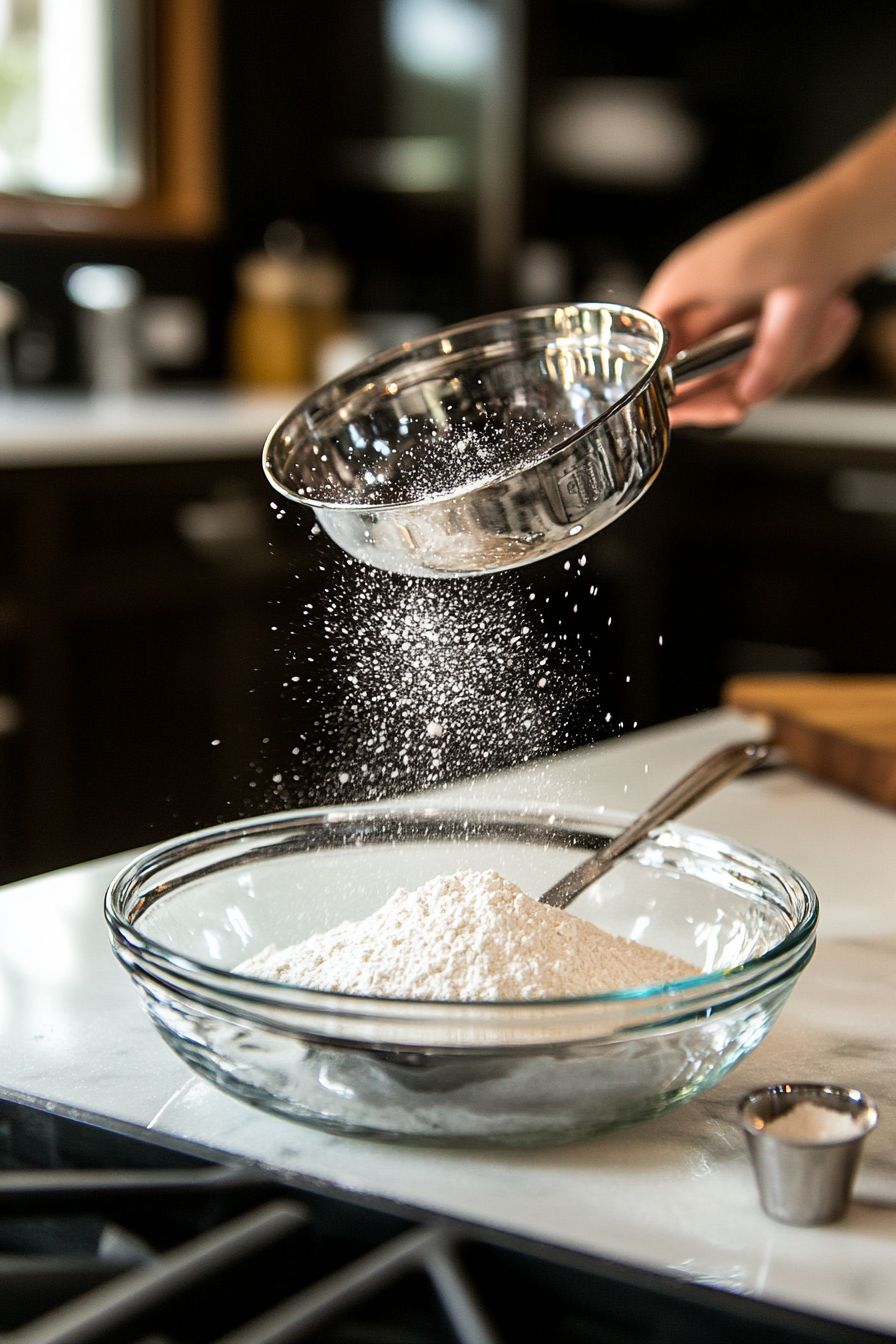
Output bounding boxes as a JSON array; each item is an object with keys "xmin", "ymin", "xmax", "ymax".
[
  {"xmin": 4, "ymin": 390, "xmax": 896, "ymax": 472},
  {"xmin": 2, "ymin": 707, "xmax": 896, "ymax": 1333},
  {"xmin": 3, "ymin": 390, "xmax": 896, "ymax": 472},
  {"xmin": 729, "ymin": 395, "xmax": 896, "ymax": 452},
  {"xmin": 0, "ymin": 389, "xmax": 298, "ymax": 467}
]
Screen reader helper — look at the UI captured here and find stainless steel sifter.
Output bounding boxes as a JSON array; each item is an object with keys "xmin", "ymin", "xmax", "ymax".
[{"xmin": 263, "ymin": 303, "xmax": 754, "ymax": 578}]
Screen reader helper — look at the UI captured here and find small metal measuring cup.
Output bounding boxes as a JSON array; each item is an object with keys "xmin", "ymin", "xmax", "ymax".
[
  {"xmin": 739, "ymin": 1083, "xmax": 879, "ymax": 1226},
  {"xmin": 263, "ymin": 304, "xmax": 754, "ymax": 578}
]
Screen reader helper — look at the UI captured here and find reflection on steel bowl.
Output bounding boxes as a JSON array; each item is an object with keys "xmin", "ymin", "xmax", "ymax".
[
  {"xmin": 262, "ymin": 304, "xmax": 753, "ymax": 578},
  {"xmin": 105, "ymin": 804, "xmax": 817, "ymax": 1146}
]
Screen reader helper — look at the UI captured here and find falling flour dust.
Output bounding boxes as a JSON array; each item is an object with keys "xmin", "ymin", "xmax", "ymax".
[
  {"xmin": 235, "ymin": 868, "xmax": 698, "ymax": 1001},
  {"xmin": 261, "ymin": 546, "xmax": 604, "ymax": 809}
]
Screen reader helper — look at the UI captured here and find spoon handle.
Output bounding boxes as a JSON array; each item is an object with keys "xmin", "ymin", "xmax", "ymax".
[{"xmin": 539, "ymin": 740, "xmax": 769, "ymax": 910}]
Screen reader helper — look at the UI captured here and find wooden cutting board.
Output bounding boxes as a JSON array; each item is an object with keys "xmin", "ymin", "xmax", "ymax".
[{"xmin": 722, "ymin": 675, "xmax": 896, "ymax": 808}]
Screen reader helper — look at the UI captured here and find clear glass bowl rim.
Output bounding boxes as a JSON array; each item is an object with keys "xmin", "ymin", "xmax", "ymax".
[{"xmin": 105, "ymin": 800, "xmax": 818, "ymax": 1020}]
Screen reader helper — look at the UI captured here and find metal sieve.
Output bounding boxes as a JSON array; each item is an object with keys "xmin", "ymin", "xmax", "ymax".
[{"xmin": 263, "ymin": 303, "xmax": 753, "ymax": 578}]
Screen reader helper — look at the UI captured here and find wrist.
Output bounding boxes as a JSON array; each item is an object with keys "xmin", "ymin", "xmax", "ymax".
[
  {"xmin": 763, "ymin": 176, "xmax": 858, "ymax": 289},
  {"xmin": 800, "ymin": 123, "xmax": 896, "ymax": 283}
]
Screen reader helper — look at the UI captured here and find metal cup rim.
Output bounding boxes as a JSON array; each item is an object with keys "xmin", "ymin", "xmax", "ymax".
[{"xmin": 738, "ymin": 1082, "xmax": 879, "ymax": 1146}]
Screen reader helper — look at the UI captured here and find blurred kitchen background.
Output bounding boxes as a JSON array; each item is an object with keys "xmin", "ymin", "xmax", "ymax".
[{"xmin": 2, "ymin": 0, "xmax": 896, "ymax": 880}]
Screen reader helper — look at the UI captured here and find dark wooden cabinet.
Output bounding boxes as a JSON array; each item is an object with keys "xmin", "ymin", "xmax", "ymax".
[
  {"xmin": 5, "ymin": 408, "xmax": 894, "ymax": 884},
  {"xmin": 0, "ymin": 456, "xmax": 315, "ymax": 881},
  {"xmin": 585, "ymin": 424, "xmax": 896, "ymax": 730},
  {"xmin": 0, "ymin": 446, "xmax": 609, "ymax": 883}
]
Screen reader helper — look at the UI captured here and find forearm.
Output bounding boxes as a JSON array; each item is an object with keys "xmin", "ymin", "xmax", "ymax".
[
  {"xmin": 649, "ymin": 109, "xmax": 896, "ymax": 313},
  {"xmin": 641, "ymin": 111, "xmax": 896, "ymax": 423},
  {"xmin": 798, "ymin": 109, "xmax": 896, "ymax": 284}
]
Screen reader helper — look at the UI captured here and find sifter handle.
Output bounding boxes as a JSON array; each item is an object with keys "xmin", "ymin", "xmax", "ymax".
[{"xmin": 660, "ymin": 319, "xmax": 757, "ymax": 401}]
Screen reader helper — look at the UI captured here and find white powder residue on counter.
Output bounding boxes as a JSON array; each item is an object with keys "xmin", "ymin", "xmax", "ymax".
[
  {"xmin": 763, "ymin": 1102, "xmax": 862, "ymax": 1143},
  {"xmin": 235, "ymin": 869, "xmax": 698, "ymax": 1001}
]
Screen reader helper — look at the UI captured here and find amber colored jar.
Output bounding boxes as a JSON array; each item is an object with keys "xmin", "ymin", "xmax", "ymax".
[{"xmin": 229, "ymin": 251, "xmax": 349, "ymax": 389}]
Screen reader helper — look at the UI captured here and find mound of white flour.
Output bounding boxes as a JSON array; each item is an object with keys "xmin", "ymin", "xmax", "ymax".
[{"xmin": 235, "ymin": 869, "xmax": 697, "ymax": 1001}]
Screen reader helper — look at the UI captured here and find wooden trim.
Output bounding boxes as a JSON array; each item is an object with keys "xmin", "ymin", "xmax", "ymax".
[
  {"xmin": 723, "ymin": 674, "xmax": 896, "ymax": 809},
  {"xmin": 0, "ymin": 0, "xmax": 221, "ymax": 239},
  {"xmin": 153, "ymin": 0, "xmax": 221, "ymax": 233}
]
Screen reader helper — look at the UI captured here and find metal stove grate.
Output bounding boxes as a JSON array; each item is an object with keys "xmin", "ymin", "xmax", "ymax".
[{"xmin": 0, "ymin": 1093, "xmax": 886, "ymax": 1344}]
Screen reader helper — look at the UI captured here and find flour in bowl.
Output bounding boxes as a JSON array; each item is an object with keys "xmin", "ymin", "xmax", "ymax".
[{"xmin": 235, "ymin": 868, "xmax": 698, "ymax": 1001}]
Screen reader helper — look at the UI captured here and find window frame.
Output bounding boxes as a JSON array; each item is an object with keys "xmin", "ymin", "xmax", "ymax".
[{"xmin": 0, "ymin": 0, "xmax": 220, "ymax": 238}]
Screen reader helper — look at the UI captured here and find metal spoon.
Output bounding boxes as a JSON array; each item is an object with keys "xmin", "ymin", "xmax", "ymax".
[{"xmin": 540, "ymin": 740, "xmax": 769, "ymax": 909}]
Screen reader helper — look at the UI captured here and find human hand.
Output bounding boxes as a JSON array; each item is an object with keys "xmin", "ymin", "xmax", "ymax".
[{"xmin": 642, "ymin": 191, "xmax": 861, "ymax": 426}]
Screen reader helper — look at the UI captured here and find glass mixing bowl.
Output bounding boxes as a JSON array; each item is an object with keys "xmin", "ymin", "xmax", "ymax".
[{"xmin": 105, "ymin": 804, "xmax": 817, "ymax": 1146}]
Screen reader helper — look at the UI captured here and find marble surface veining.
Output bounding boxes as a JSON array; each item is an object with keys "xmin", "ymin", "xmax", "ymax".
[{"xmin": 2, "ymin": 708, "xmax": 896, "ymax": 1333}]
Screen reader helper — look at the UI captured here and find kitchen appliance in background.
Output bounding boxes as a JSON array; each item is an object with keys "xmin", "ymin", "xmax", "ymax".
[
  {"xmin": 65, "ymin": 264, "xmax": 145, "ymax": 394},
  {"xmin": 64, "ymin": 267, "xmax": 208, "ymax": 392},
  {"xmin": 335, "ymin": 0, "xmax": 525, "ymax": 313},
  {"xmin": 0, "ymin": 1092, "xmax": 876, "ymax": 1342}
]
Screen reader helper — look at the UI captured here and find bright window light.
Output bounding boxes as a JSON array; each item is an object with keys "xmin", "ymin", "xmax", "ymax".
[
  {"xmin": 0, "ymin": 0, "xmax": 141, "ymax": 202},
  {"xmin": 386, "ymin": 0, "xmax": 497, "ymax": 85}
]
